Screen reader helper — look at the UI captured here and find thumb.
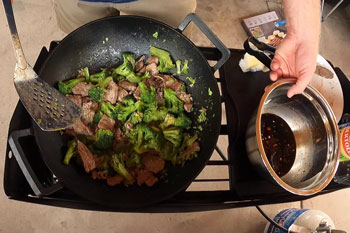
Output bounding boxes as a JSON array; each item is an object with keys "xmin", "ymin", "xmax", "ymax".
[{"xmin": 287, "ymin": 73, "xmax": 312, "ymax": 98}]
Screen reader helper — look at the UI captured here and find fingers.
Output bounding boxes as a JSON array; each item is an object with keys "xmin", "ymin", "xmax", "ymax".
[
  {"xmin": 270, "ymin": 58, "xmax": 282, "ymax": 81},
  {"xmin": 287, "ymin": 75, "xmax": 310, "ymax": 98}
]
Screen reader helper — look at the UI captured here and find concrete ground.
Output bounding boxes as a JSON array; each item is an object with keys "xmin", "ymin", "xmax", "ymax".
[{"xmin": 0, "ymin": 0, "xmax": 349, "ymax": 232}]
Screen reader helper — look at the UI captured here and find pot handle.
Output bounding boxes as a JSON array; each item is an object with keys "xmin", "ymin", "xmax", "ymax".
[
  {"xmin": 177, "ymin": 13, "xmax": 230, "ymax": 71},
  {"xmin": 243, "ymin": 36, "xmax": 276, "ymax": 68},
  {"xmin": 8, "ymin": 129, "xmax": 63, "ymax": 197}
]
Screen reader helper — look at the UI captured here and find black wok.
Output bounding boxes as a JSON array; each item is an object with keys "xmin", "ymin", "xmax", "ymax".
[{"xmin": 32, "ymin": 14, "xmax": 230, "ymax": 208}]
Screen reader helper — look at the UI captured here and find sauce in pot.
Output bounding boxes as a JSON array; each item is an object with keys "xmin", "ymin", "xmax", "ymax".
[{"xmin": 261, "ymin": 113, "xmax": 296, "ymax": 177}]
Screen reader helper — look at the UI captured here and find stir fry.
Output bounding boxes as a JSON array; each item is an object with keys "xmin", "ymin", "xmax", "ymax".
[{"xmin": 58, "ymin": 46, "xmax": 200, "ymax": 187}]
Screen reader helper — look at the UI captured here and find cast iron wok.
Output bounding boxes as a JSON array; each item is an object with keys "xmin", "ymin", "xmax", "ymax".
[{"xmin": 33, "ymin": 14, "xmax": 230, "ymax": 208}]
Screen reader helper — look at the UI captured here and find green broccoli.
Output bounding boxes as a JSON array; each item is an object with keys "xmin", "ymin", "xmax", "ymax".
[
  {"xmin": 95, "ymin": 128, "xmax": 114, "ymax": 149},
  {"xmin": 164, "ymin": 88, "xmax": 184, "ymax": 115},
  {"xmin": 63, "ymin": 139, "xmax": 77, "ymax": 165},
  {"xmin": 138, "ymin": 82, "xmax": 157, "ymax": 105},
  {"xmin": 149, "ymin": 46, "xmax": 175, "ymax": 73},
  {"xmin": 126, "ymin": 154, "xmax": 142, "ymax": 168},
  {"xmin": 160, "ymin": 141, "xmax": 178, "ymax": 163},
  {"xmin": 186, "ymin": 77, "xmax": 195, "ymax": 87},
  {"xmin": 125, "ymin": 71, "xmax": 150, "ymax": 83},
  {"xmin": 83, "ymin": 67, "xmax": 90, "ymax": 82},
  {"xmin": 175, "ymin": 114, "xmax": 192, "ymax": 128},
  {"xmin": 180, "ymin": 133, "xmax": 198, "ymax": 151},
  {"xmin": 123, "ymin": 96, "xmax": 136, "ymax": 106},
  {"xmin": 115, "ymin": 102, "xmax": 138, "ymax": 123},
  {"xmin": 208, "ymin": 88, "xmax": 212, "ymax": 96},
  {"xmin": 128, "ymin": 111, "xmax": 143, "ymax": 124},
  {"xmin": 58, "ymin": 77, "xmax": 85, "ymax": 95},
  {"xmin": 143, "ymin": 106, "xmax": 167, "ymax": 123},
  {"xmin": 97, "ymin": 76, "xmax": 113, "ymax": 89},
  {"xmin": 114, "ymin": 60, "xmax": 133, "ymax": 77},
  {"xmin": 181, "ymin": 59, "xmax": 189, "ymax": 74},
  {"xmin": 88, "ymin": 87, "xmax": 104, "ymax": 102},
  {"xmin": 110, "ymin": 154, "xmax": 133, "ymax": 181},
  {"xmin": 163, "ymin": 127, "xmax": 183, "ymax": 148},
  {"xmin": 101, "ymin": 102, "xmax": 118, "ymax": 119},
  {"xmin": 93, "ymin": 111, "xmax": 103, "ymax": 125},
  {"xmin": 122, "ymin": 53, "xmax": 136, "ymax": 69},
  {"xmin": 90, "ymin": 69, "xmax": 109, "ymax": 83},
  {"xmin": 198, "ymin": 107, "xmax": 207, "ymax": 123},
  {"xmin": 127, "ymin": 124, "xmax": 161, "ymax": 154},
  {"xmin": 176, "ymin": 60, "xmax": 182, "ymax": 74},
  {"xmin": 152, "ymin": 31, "xmax": 158, "ymax": 39}
]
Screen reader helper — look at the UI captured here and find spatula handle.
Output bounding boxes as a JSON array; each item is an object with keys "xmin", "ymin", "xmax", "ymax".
[{"xmin": 3, "ymin": 0, "xmax": 28, "ymax": 70}]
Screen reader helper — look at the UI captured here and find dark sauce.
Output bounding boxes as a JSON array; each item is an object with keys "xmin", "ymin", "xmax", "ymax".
[{"xmin": 261, "ymin": 113, "xmax": 296, "ymax": 177}]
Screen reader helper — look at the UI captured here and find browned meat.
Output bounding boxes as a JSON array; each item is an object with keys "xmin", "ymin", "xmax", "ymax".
[
  {"xmin": 72, "ymin": 82, "xmax": 94, "ymax": 97},
  {"xmin": 103, "ymin": 81, "xmax": 119, "ymax": 104},
  {"xmin": 154, "ymin": 74, "xmax": 172, "ymax": 82},
  {"xmin": 142, "ymin": 154, "xmax": 165, "ymax": 174},
  {"xmin": 165, "ymin": 80, "xmax": 182, "ymax": 91},
  {"xmin": 93, "ymin": 156, "xmax": 105, "ymax": 168},
  {"xmin": 179, "ymin": 141, "xmax": 200, "ymax": 159},
  {"xmin": 133, "ymin": 87, "xmax": 141, "ymax": 100},
  {"xmin": 91, "ymin": 171, "xmax": 108, "ymax": 180},
  {"xmin": 81, "ymin": 101, "xmax": 96, "ymax": 125},
  {"xmin": 137, "ymin": 169, "xmax": 158, "ymax": 187},
  {"xmin": 146, "ymin": 63, "xmax": 159, "ymax": 76},
  {"xmin": 156, "ymin": 88, "xmax": 164, "ymax": 106},
  {"xmin": 97, "ymin": 114, "xmax": 115, "ymax": 132},
  {"xmin": 113, "ymin": 128, "xmax": 127, "ymax": 150},
  {"xmin": 71, "ymin": 119, "xmax": 94, "ymax": 136},
  {"xmin": 135, "ymin": 55, "xmax": 145, "ymax": 73},
  {"xmin": 77, "ymin": 140, "xmax": 96, "ymax": 173},
  {"xmin": 106, "ymin": 175, "xmax": 124, "ymax": 186},
  {"xmin": 146, "ymin": 56, "xmax": 159, "ymax": 65},
  {"xmin": 124, "ymin": 122, "xmax": 134, "ymax": 135},
  {"xmin": 138, "ymin": 66, "xmax": 146, "ymax": 74},
  {"xmin": 118, "ymin": 80, "xmax": 137, "ymax": 92},
  {"xmin": 82, "ymin": 97, "xmax": 99, "ymax": 111},
  {"xmin": 177, "ymin": 91, "xmax": 191, "ymax": 103},
  {"xmin": 67, "ymin": 95, "xmax": 82, "ymax": 107},
  {"xmin": 65, "ymin": 128, "xmax": 77, "ymax": 137},
  {"xmin": 117, "ymin": 87, "xmax": 129, "ymax": 102},
  {"xmin": 184, "ymin": 102, "xmax": 193, "ymax": 112},
  {"xmin": 145, "ymin": 77, "xmax": 164, "ymax": 89}
]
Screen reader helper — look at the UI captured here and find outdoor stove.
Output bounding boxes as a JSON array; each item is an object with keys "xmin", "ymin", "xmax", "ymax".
[{"xmin": 4, "ymin": 41, "xmax": 349, "ymax": 212}]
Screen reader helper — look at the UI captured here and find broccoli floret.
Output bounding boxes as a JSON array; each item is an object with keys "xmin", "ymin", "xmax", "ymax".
[
  {"xmin": 180, "ymin": 133, "xmax": 198, "ymax": 151},
  {"xmin": 88, "ymin": 87, "xmax": 104, "ymax": 102},
  {"xmin": 152, "ymin": 31, "xmax": 158, "ymax": 39},
  {"xmin": 127, "ymin": 124, "xmax": 161, "ymax": 154},
  {"xmin": 138, "ymin": 82, "xmax": 157, "ymax": 105},
  {"xmin": 112, "ymin": 74, "xmax": 126, "ymax": 83},
  {"xmin": 198, "ymin": 107, "xmax": 207, "ymax": 123},
  {"xmin": 95, "ymin": 128, "xmax": 114, "ymax": 149},
  {"xmin": 176, "ymin": 60, "xmax": 181, "ymax": 75},
  {"xmin": 164, "ymin": 88, "xmax": 184, "ymax": 115},
  {"xmin": 175, "ymin": 114, "xmax": 192, "ymax": 128},
  {"xmin": 110, "ymin": 154, "xmax": 132, "ymax": 181},
  {"xmin": 128, "ymin": 111, "xmax": 143, "ymax": 124},
  {"xmin": 163, "ymin": 127, "xmax": 183, "ymax": 148},
  {"xmin": 149, "ymin": 46, "xmax": 175, "ymax": 73},
  {"xmin": 97, "ymin": 76, "xmax": 113, "ymax": 89},
  {"xmin": 114, "ymin": 60, "xmax": 134, "ymax": 77},
  {"xmin": 93, "ymin": 111, "xmax": 103, "ymax": 125},
  {"xmin": 115, "ymin": 102, "xmax": 138, "ymax": 123},
  {"xmin": 83, "ymin": 67, "xmax": 90, "ymax": 82},
  {"xmin": 101, "ymin": 102, "xmax": 118, "ymax": 119},
  {"xmin": 186, "ymin": 77, "xmax": 195, "ymax": 87},
  {"xmin": 181, "ymin": 59, "xmax": 189, "ymax": 74},
  {"xmin": 58, "ymin": 77, "xmax": 85, "ymax": 95},
  {"xmin": 126, "ymin": 154, "xmax": 142, "ymax": 168},
  {"xmin": 125, "ymin": 71, "xmax": 150, "ymax": 83},
  {"xmin": 160, "ymin": 141, "xmax": 178, "ymax": 163},
  {"xmin": 63, "ymin": 139, "xmax": 77, "ymax": 165},
  {"xmin": 143, "ymin": 106, "xmax": 167, "ymax": 123},
  {"xmin": 123, "ymin": 96, "xmax": 136, "ymax": 106},
  {"xmin": 122, "ymin": 53, "xmax": 136, "ymax": 69},
  {"xmin": 90, "ymin": 69, "xmax": 109, "ymax": 83}
]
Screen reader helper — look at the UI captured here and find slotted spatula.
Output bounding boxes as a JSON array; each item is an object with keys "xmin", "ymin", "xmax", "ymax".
[{"xmin": 3, "ymin": 0, "xmax": 81, "ymax": 131}]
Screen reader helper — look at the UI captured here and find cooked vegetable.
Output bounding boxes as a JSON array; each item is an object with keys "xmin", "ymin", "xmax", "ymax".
[
  {"xmin": 186, "ymin": 77, "xmax": 195, "ymax": 86},
  {"xmin": 150, "ymin": 46, "xmax": 175, "ymax": 72},
  {"xmin": 198, "ymin": 107, "xmax": 207, "ymax": 123},
  {"xmin": 60, "ymin": 49, "xmax": 200, "ymax": 187},
  {"xmin": 208, "ymin": 88, "xmax": 212, "ymax": 96},
  {"xmin": 63, "ymin": 139, "xmax": 77, "ymax": 165},
  {"xmin": 58, "ymin": 77, "xmax": 85, "ymax": 95},
  {"xmin": 152, "ymin": 31, "xmax": 158, "ymax": 39}
]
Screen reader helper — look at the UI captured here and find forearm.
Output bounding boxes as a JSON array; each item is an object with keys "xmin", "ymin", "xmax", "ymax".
[{"xmin": 282, "ymin": 0, "xmax": 321, "ymax": 44}]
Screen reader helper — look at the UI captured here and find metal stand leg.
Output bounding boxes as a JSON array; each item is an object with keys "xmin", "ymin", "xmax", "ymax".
[{"xmin": 322, "ymin": 0, "xmax": 345, "ymax": 21}]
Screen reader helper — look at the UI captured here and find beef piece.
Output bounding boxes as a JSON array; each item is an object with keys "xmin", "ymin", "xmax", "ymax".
[
  {"xmin": 133, "ymin": 87, "xmax": 141, "ymax": 100},
  {"xmin": 72, "ymin": 82, "xmax": 94, "ymax": 97},
  {"xmin": 81, "ymin": 101, "xmax": 96, "ymax": 125},
  {"xmin": 91, "ymin": 171, "xmax": 108, "ymax": 180},
  {"xmin": 124, "ymin": 122, "xmax": 134, "ymax": 135},
  {"xmin": 179, "ymin": 141, "xmax": 200, "ymax": 159},
  {"xmin": 117, "ymin": 87, "xmax": 129, "ymax": 102},
  {"xmin": 142, "ymin": 153, "xmax": 165, "ymax": 174},
  {"xmin": 145, "ymin": 77, "xmax": 164, "ymax": 89},
  {"xmin": 71, "ymin": 119, "xmax": 94, "ymax": 136},
  {"xmin": 165, "ymin": 80, "xmax": 182, "ymax": 91},
  {"xmin": 184, "ymin": 102, "xmax": 193, "ymax": 113},
  {"xmin": 97, "ymin": 114, "xmax": 116, "ymax": 131},
  {"xmin": 65, "ymin": 128, "xmax": 77, "ymax": 137},
  {"xmin": 118, "ymin": 80, "xmax": 137, "ymax": 92},
  {"xmin": 137, "ymin": 169, "xmax": 158, "ymax": 187},
  {"xmin": 93, "ymin": 156, "xmax": 105, "ymax": 168},
  {"xmin": 114, "ymin": 128, "xmax": 128, "ymax": 150},
  {"xmin": 146, "ymin": 56, "xmax": 159, "ymax": 64},
  {"xmin": 135, "ymin": 55, "xmax": 146, "ymax": 73},
  {"xmin": 315, "ymin": 65, "xmax": 334, "ymax": 79},
  {"xmin": 106, "ymin": 175, "xmax": 124, "ymax": 186},
  {"xmin": 67, "ymin": 95, "xmax": 82, "ymax": 107},
  {"xmin": 138, "ymin": 66, "xmax": 146, "ymax": 74},
  {"xmin": 146, "ymin": 63, "xmax": 159, "ymax": 76},
  {"xmin": 156, "ymin": 88, "xmax": 164, "ymax": 106},
  {"xmin": 82, "ymin": 97, "xmax": 99, "ymax": 111},
  {"xmin": 154, "ymin": 74, "xmax": 172, "ymax": 82},
  {"xmin": 77, "ymin": 140, "xmax": 96, "ymax": 173},
  {"xmin": 103, "ymin": 81, "xmax": 119, "ymax": 104}
]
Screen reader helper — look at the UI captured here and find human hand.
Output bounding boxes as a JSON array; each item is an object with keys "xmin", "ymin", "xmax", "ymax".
[{"xmin": 269, "ymin": 34, "xmax": 318, "ymax": 98}]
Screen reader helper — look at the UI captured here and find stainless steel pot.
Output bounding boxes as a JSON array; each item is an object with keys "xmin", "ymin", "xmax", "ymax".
[{"xmin": 245, "ymin": 79, "xmax": 340, "ymax": 195}]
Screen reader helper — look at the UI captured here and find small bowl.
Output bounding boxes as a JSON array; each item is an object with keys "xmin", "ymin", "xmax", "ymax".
[{"xmin": 245, "ymin": 79, "xmax": 340, "ymax": 195}]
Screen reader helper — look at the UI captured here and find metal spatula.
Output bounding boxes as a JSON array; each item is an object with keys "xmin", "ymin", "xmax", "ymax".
[{"xmin": 3, "ymin": 0, "xmax": 81, "ymax": 131}]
